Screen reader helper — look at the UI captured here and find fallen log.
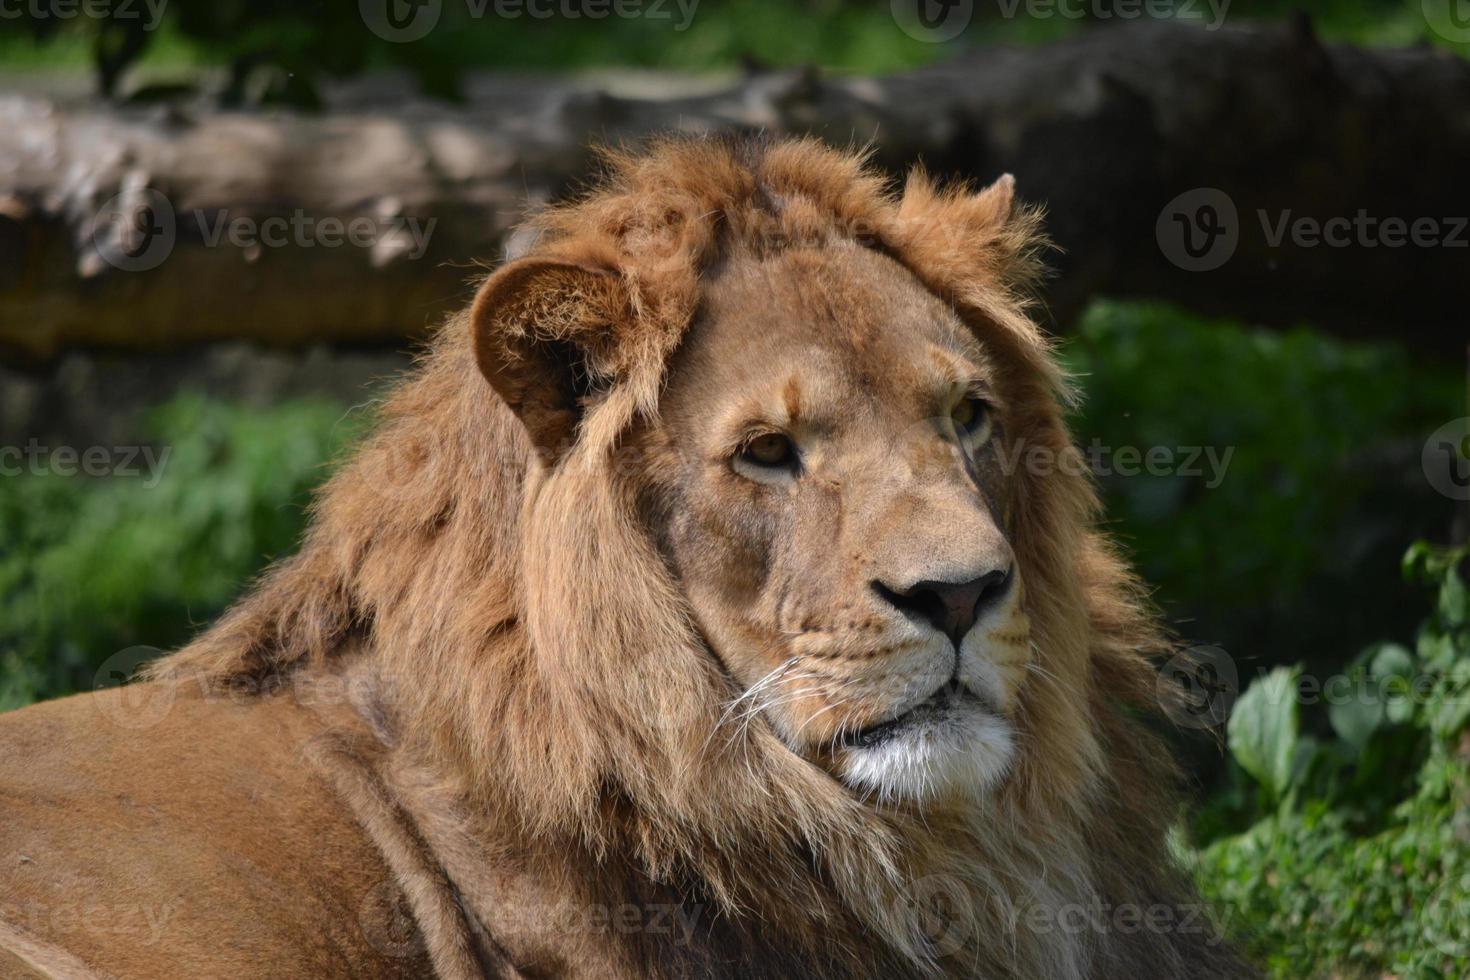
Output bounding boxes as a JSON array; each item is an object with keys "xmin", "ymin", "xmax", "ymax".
[{"xmin": 2, "ymin": 19, "xmax": 1466, "ymax": 362}]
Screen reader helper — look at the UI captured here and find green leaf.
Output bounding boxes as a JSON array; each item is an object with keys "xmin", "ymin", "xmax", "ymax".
[
  {"xmin": 1402, "ymin": 540, "xmax": 1433, "ymax": 582},
  {"xmin": 1418, "ymin": 631, "xmax": 1458, "ymax": 671},
  {"xmin": 1370, "ymin": 643, "xmax": 1415, "ymax": 680},
  {"xmin": 1384, "ymin": 691, "xmax": 1418, "ymax": 725},
  {"xmin": 1329, "ymin": 692, "xmax": 1384, "ymax": 752},
  {"xmin": 1439, "ymin": 568, "xmax": 1470, "ymax": 628},
  {"xmin": 1228, "ymin": 666, "xmax": 1302, "ymax": 800},
  {"xmin": 1368, "ymin": 643, "xmax": 1419, "ymax": 726},
  {"xmin": 1432, "ymin": 659, "xmax": 1470, "ymax": 739}
]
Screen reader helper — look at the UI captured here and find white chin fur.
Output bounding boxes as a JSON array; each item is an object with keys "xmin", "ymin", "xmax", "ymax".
[{"xmin": 838, "ymin": 702, "xmax": 1016, "ymax": 804}]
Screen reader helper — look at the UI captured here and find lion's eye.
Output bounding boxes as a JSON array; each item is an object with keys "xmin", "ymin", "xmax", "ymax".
[
  {"xmin": 951, "ymin": 397, "xmax": 990, "ymax": 438},
  {"xmin": 733, "ymin": 432, "xmax": 800, "ymax": 483},
  {"xmin": 741, "ymin": 433, "xmax": 795, "ymax": 468}
]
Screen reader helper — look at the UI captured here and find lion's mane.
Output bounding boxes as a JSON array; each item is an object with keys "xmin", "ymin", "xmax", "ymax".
[{"xmin": 150, "ymin": 137, "xmax": 1243, "ymax": 979}]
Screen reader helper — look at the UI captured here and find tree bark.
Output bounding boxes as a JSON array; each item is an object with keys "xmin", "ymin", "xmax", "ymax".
[{"xmin": 2, "ymin": 19, "xmax": 1466, "ymax": 363}]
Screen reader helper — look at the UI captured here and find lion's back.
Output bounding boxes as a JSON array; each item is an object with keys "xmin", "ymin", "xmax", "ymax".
[{"xmin": 0, "ymin": 683, "xmax": 428, "ymax": 979}]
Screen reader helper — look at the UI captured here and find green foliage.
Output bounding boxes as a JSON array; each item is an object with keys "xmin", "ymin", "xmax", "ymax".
[
  {"xmin": 1189, "ymin": 544, "xmax": 1470, "ymax": 978},
  {"xmin": 1226, "ymin": 666, "xmax": 1301, "ymax": 805},
  {"xmin": 0, "ymin": 1, "xmax": 952, "ymax": 102},
  {"xmin": 3, "ymin": 0, "xmax": 1464, "ymax": 102},
  {"xmin": 0, "ymin": 396, "xmax": 362, "ymax": 711},
  {"xmin": 1065, "ymin": 301, "xmax": 1459, "ymax": 672}
]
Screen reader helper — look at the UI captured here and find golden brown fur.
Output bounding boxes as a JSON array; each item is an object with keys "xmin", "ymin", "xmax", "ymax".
[
  {"xmin": 0, "ymin": 673, "xmax": 439, "ymax": 979},
  {"xmin": 0, "ymin": 137, "xmax": 1254, "ymax": 979}
]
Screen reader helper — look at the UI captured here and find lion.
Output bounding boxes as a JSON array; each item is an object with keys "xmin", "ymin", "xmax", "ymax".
[{"xmin": 0, "ymin": 137, "xmax": 1255, "ymax": 979}]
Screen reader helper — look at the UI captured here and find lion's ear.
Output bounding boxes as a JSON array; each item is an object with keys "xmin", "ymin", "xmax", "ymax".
[
  {"xmin": 898, "ymin": 170, "xmax": 1017, "ymax": 233},
  {"xmin": 971, "ymin": 172, "xmax": 1017, "ymax": 225},
  {"xmin": 891, "ymin": 170, "xmax": 1045, "ymax": 301},
  {"xmin": 470, "ymin": 256, "xmax": 631, "ymax": 459}
]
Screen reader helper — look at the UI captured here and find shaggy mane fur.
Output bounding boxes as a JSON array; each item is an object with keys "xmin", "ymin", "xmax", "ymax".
[{"xmin": 149, "ymin": 137, "xmax": 1247, "ymax": 978}]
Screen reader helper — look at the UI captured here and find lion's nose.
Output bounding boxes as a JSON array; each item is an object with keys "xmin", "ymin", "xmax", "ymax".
[{"xmin": 873, "ymin": 567, "xmax": 1014, "ymax": 645}]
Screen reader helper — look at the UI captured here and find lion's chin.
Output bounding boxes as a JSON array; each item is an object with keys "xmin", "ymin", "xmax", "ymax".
[{"xmin": 836, "ymin": 696, "xmax": 1016, "ymax": 804}]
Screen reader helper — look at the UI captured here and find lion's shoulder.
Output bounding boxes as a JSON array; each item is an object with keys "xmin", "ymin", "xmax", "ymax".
[{"xmin": 0, "ymin": 684, "xmax": 430, "ymax": 979}]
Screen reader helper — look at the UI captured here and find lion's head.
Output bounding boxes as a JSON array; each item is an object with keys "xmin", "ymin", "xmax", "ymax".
[
  {"xmin": 156, "ymin": 137, "xmax": 1246, "ymax": 978},
  {"xmin": 610, "ymin": 240, "xmax": 1030, "ymax": 803}
]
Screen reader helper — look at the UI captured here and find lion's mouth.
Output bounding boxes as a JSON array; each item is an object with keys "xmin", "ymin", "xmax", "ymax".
[{"xmin": 839, "ymin": 679, "xmax": 986, "ymax": 750}]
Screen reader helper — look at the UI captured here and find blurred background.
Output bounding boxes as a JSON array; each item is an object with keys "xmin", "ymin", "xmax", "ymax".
[{"xmin": 2, "ymin": 1, "xmax": 1468, "ymax": 975}]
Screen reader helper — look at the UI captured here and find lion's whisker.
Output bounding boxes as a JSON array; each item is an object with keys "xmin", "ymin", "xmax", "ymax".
[
  {"xmin": 704, "ymin": 667, "xmax": 835, "ymax": 757},
  {"xmin": 789, "ymin": 694, "xmax": 857, "ymax": 744},
  {"xmin": 709, "ymin": 656, "xmax": 803, "ymax": 735},
  {"xmin": 729, "ymin": 682, "xmax": 831, "ymax": 746}
]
